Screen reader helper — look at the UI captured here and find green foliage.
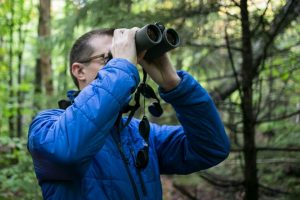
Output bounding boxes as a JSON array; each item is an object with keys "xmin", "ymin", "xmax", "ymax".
[{"xmin": 0, "ymin": 137, "xmax": 41, "ymax": 200}]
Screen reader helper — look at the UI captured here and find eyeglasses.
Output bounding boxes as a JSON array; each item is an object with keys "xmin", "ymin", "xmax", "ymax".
[{"xmin": 77, "ymin": 52, "xmax": 112, "ymax": 65}]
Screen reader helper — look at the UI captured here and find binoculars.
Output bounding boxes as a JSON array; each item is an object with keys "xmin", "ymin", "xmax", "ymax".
[{"xmin": 135, "ymin": 22, "xmax": 180, "ymax": 60}]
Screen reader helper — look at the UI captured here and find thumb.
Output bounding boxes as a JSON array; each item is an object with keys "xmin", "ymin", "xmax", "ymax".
[{"xmin": 137, "ymin": 50, "xmax": 147, "ymax": 63}]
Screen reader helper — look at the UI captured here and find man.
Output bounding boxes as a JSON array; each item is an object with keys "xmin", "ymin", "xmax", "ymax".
[{"xmin": 28, "ymin": 27, "xmax": 230, "ymax": 200}]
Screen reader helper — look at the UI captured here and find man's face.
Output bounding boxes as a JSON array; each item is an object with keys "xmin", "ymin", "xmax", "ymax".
[
  {"xmin": 84, "ymin": 35, "xmax": 113, "ymax": 86},
  {"xmin": 73, "ymin": 34, "xmax": 113, "ymax": 89}
]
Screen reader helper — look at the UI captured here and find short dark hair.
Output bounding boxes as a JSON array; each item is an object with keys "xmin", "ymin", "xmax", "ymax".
[{"xmin": 69, "ymin": 28, "xmax": 115, "ymax": 88}]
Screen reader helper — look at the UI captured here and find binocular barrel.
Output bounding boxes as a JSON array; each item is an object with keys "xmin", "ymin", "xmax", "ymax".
[
  {"xmin": 135, "ymin": 24, "xmax": 162, "ymax": 53},
  {"xmin": 135, "ymin": 23, "xmax": 180, "ymax": 60}
]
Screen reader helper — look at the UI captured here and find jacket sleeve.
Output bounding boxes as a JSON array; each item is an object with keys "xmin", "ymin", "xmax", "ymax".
[
  {"xmin": 152, "ymin": 71, "xmax": 230, "ymax": 174},
  {"xmin": 27, "ymin": 58, "xmax": 139, "ymax": 180}
]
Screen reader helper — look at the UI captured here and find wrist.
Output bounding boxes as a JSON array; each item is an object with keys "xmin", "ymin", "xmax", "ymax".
[
  {"xmin": 114, "ymin": 57, "xmax": 137, "ymax": 66},
  {"xmin": 161, "ymin": 74, "xmax": 181, "ymax": 92}
]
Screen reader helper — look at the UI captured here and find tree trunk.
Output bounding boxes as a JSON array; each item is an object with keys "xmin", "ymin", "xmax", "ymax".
[
  {"xmin": 36, "ymin": 0, "xmax": 53, "ymax": 97},
  {"xmin": 16, "ymin": 2, "xmax": 25, "ymax": 138},
  {"xmin": 17, "ymin": 50, "xmax": 23, "ymax": 138},
  {"xmin": 8, "ymin": 0, "xmax": 15, "ymax": 137},
  {"xmin": 240, "ymin": 0, "xmax": 258, "ymax": 199},
  {"xmin": 213, "ymin": 0, "xmax": 300, "ymax": 101},
  {"xmin": 0, "ymin": 36, "xmax": 3, "ymax": 133},
  {"xmin": 61, "ymin": 0, "xmax": 74, "ymax": 93}
]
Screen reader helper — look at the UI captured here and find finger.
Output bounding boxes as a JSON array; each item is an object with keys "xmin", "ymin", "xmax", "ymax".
[
  {"xmin": 114, "ymin": 28, "xmax": 126, "ymax": 37},
  {"xmin": 137, "ymin": 50, "xmax": 147, "ymax": 62},
  {"xmin": 131, "ymin": 27, "xmax": 140, "ymax": 33},
  {"xmin": 138, "ymin": 56, "xmax": 151, "ymax": 66},
  {"xmin": 139, "ymin": 50, "xmax": 147, "ymax": 58},
  {"xmin": 139, "ymin": 59, "xmax": 146, "ymax": 66},
  {"xmin": 131, "ymin": 27, "xmax": 140, "ymax": 38}
]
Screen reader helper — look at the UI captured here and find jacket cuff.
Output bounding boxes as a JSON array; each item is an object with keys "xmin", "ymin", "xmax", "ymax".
[
  {"xmin": 103, "ymin": 58, "xmax": 140, "ymax": 87},
  {"xmin": 159, "ymin": 71, "xmax": 207, "ymax": 105}
]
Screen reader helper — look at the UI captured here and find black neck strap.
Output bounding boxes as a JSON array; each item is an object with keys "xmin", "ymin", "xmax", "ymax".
[{"xmin": 119, "ymin": 69, "xmax": 147, "ymax": 132}]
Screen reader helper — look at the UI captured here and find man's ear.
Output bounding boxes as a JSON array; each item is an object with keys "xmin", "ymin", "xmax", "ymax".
[{"xmin": 71, "ymin": 62, "xmax": 86, "ymax": 82}]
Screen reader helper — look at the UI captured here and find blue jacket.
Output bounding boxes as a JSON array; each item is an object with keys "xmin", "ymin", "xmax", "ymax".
[{"xmin": 28, "ymin": 58, "xmax": 230, "ymax": 200}]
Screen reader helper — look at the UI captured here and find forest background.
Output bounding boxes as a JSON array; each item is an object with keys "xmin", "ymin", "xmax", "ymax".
[{"xmin": 0, "ymin": 0, "xmax": 299, "ymax": 199}]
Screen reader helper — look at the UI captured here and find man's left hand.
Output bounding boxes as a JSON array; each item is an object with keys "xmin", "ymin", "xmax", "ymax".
[{"xmin": 139, "ymin": 54, "xmax": 181, "ymax": 92}]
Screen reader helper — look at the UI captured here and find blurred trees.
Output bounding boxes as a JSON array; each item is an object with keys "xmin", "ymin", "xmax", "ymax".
[
  {"xmin": 0, "ymin": 0, "xmax": 299, "ymax": 199},
  {"xmin": 35, "ymin": 0, "xmax": 53, "ymax": 102}
]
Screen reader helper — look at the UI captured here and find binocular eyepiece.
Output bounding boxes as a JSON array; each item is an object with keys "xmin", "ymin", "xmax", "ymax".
[{"xmin": 135, "ymin": 22, "xmax": 180, "ymax": 60}]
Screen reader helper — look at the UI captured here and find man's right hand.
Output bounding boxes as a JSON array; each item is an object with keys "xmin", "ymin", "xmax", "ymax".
[{"xmin": 111, "ymin": 28, "xmax": 140, "ymax": 66}]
